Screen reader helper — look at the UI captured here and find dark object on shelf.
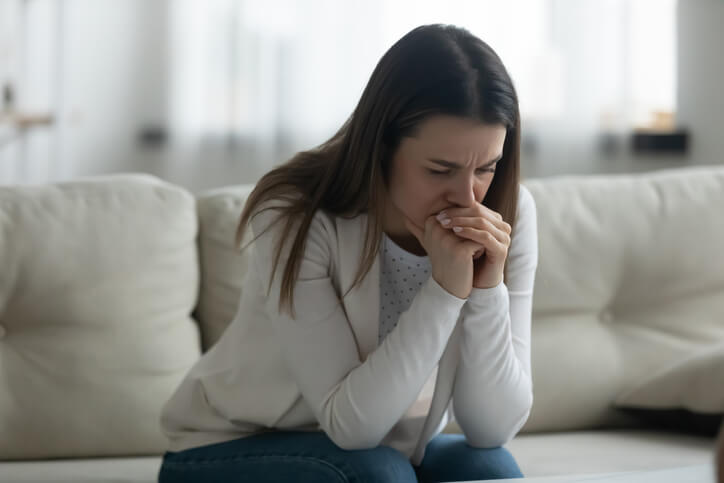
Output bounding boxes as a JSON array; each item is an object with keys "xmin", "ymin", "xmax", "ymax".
[
  {"xmin": 631, "ymin": 129, "xmax": 689, "ymax": 155},
  {"xmin": 138, "ymin": 125, "xmax": 168, "ymax": 149},
  {"xmin": 2, "ymin": 83, "xmax": 15, "ymax": 112}
]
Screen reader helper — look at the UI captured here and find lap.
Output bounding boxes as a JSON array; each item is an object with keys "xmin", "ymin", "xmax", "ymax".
[
  {"xmin": 158, "ymin": 430, "xmax": 417, "ymax": 483},
  {"xmin": 158, "ymin": 431, "xmax": 523, "ymax": 483}
]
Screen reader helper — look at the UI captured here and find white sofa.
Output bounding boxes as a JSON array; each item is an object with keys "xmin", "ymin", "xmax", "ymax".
[{"xmin": 1, "ymin": 166, "xmax": 723, "ymax": 482}]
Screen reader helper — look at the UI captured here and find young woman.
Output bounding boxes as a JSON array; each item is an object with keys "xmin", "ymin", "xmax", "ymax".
[{"xmin": 159, "ymin": 24, "xmax": 538, "ymax": 482}]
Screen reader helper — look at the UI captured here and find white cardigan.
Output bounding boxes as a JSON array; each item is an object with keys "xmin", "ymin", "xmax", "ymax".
[{"xmin": 160, "ymin": 185, "xmax": 538, "ymax": 465}]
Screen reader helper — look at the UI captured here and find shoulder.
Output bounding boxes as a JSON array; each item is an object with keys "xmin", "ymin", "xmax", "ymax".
[
  {"xmin": 248, "ymin": 198, "xmax": 348, "ymax": 261},
  {"xmin": 512, "ymin": 184, "xmax": 537, "ymax": 236},
  {"xmin": 517, "ymin": 184, "xmax": 536, "ymax": 221},
  {"xmin": 250, "ymin": 197, "xmax": 337, "ymax": 238},
  {"xmin": 508, "ymin": 183, "xmax": 538, "ymax": 263}
]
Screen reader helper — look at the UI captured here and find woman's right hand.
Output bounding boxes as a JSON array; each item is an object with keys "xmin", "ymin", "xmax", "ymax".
[{"xmin": 403, "ymin": 212, "xmax": 484, "ymax": 299}]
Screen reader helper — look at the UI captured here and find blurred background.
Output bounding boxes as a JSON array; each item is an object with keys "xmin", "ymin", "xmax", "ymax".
[{"xmin": 0, "ymin": 0, "xmax": 721, "ymax": 192}]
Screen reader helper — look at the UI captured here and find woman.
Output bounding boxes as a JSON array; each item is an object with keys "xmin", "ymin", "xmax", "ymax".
[{"xmin": 159, "ymin": 24, "xmax": 538, "ymax": 482}]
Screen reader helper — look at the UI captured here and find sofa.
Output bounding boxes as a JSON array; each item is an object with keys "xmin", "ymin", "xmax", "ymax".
[{"xmin": 1, "ymin": 165, "xmax": 723, "ymax": 482}]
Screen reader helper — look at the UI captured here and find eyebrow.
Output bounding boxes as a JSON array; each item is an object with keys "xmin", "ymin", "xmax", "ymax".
[{"xmin": 427, "ymin": 153, "xmax": 503, "ymax": 169}]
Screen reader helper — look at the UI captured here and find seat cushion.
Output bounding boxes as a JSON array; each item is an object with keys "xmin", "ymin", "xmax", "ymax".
[
  {"xmin": 0, "ymin": 456, "xmax": 162, "ymax": 483},
  {"xmin": 0, "ymin": 430, "xmax": 714, "ymax": 481},
  {"xmin": 507, "ymin": 429, "xmax": 717, "ymax": 477},
  {"xmin": 0, "ymin": 174, "xmax": 202, "ymax": 459}
]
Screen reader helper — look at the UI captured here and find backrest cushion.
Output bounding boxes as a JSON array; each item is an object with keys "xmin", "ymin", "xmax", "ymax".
[
  {"xmin": 521, "ymin": 166, "xmax": 724, "ymax": 432},
  {"xmin": 0, "ymin": 174, "xmax": 202, "ymax": 459},
  {"xmin": 194, "ymin": 185, "xmax": 255, "ymax": 351}
]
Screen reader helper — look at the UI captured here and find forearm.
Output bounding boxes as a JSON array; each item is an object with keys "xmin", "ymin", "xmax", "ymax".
[
  {"xmin": 452, "ymin": 283, "xmax": 533, "ymax": 447},
  {"xmin": 271, "ymin": 274, "xmax": 466, "ymax": 449}
]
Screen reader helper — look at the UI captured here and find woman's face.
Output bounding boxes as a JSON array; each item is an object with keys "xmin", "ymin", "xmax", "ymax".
[{"xmin": 382, "ymin": 115, "xmax": 507, "ymax": 254}]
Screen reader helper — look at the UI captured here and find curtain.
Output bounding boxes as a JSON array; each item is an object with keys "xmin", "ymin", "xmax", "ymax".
[{"xmin": 167, "ymin": 0, "xmax": 676, "ymax": 183}]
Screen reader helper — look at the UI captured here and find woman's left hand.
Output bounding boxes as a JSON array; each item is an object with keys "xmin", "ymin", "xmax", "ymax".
[{"xmin": 435, "ymin": 204, "xmax": 511, "ymax": 289}]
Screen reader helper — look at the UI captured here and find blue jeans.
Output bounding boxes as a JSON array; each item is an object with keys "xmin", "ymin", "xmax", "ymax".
[{"xmin": 158, "ymin": 431, "xmax": 524, "ymax": 482}]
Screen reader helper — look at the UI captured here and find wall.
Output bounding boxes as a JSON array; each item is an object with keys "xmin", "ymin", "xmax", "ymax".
[
  {"xmin": 2, "ymin": 0, "xmax": 723, "ymax": 190},
  {"xmin": 676, "ymin": 0, "xmax": 724, "ymax": 168},
  {"xmin": 0, "ymin": 0, "xmax": 169, "ymax": 185},
  {"xmin": 57, "ymin": 0, "xmax": 169, "ymax": 180}
]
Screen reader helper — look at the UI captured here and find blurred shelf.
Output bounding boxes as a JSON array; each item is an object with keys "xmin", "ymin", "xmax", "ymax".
[
  {"xmin": 0, "ymin": 113, "xmax": 55, "ymax": 148},
  {"xmin": 0, "ymin": 112, "xmax": 55, "ymax": 129}
]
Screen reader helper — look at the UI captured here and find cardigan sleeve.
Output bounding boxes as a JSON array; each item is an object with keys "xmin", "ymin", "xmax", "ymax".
[
  {"xmin": 249, "ymin": 202, "xmax": 467, "ymax": 450},
  {"xmin": 451, "ymin": 184, "xmax": 538, "ymax": 447}
]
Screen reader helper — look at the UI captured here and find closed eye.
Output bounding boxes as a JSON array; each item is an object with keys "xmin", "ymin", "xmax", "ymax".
[{"xmin": 428, "ymin": 168, "xmax": 496, "ymax": 176}]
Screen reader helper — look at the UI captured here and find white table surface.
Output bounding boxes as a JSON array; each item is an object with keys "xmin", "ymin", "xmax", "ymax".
[{"xmin": 472, "ymin": 463, "xmax": 716, "ymax": 483}]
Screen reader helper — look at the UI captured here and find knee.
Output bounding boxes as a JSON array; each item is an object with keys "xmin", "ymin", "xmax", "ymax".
[
  {"xmin": 418, "ymin": 437, "xmax": 524, "ymax": 482},
  {"xmin": 465, "ymin": 445, "xmax": 524, "ymax": 479},
  {"xmin": 348, "ymin": 445, "xmax": 418, "ymax": 483}
]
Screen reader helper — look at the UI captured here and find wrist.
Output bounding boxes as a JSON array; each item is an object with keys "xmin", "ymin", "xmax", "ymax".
[
  {"xmin": 473, "ymin": 276, "xmax": 503, "ymax": 290},
  {"xmin": 465, "ymin": 281, "xmax": 507, "ymax": 308}
]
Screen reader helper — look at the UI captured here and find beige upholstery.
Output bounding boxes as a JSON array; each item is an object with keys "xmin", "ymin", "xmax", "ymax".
[
  {"xmin": 615, "ymin": 343, "xmax": 724, "ymax": 413},
  {"xmin": 1, "ymin": 166, "xmax": 723, "ymax": 478},
  {"xmin": 522, "ymin": 167, "xmax": 724, "ymax": 432},
  {"xmin": 192, "ymin": 166, "xmax": 724, "ymax": 435},
  {"xmin": 0, "ymin": 430, "xmax": 717, "ymax": 482},
  {"xmin": 194, "ymin": 185, "xmax": 255, "ymax": 350},
  {"xmin": 0, "ymin": 174, "xmax": 202, "ymax": 459}
]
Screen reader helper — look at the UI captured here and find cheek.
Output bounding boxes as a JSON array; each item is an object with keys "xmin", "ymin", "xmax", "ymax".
[
  {"xmin": 476, "ymin": 176, "xmax": 495, "ymax": 201},
  {"xmin": 393, "ymin": 174, "xmax": 438, "ymax": 221}
]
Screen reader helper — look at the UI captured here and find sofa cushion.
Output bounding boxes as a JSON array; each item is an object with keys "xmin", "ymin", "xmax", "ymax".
[
  {"xmin": 0, "ymin": 456, "xmax": 161, "ymax": 483},
  {"xmin": 506, "ymin": 429, "xmax": 716, "ymax": 477},
  {"xmin": 0, "ymin": 174, "xmax": 202, "ymax": 459},
  {"xmin": 521, "ymin": 166, "xmax": 724, "ymax": 432},
  {"xmin": 0, "ymin": 430, "xmax": 715, "ymax": 481},
  {"xmin": 614, "ymin": 343, "xmax": 724, "ymax": 413},
  {"xmin": 194, "ymin": 185, "xmax": 255, "ymax": 351},
  {"xmin": 613, "ymin": 343, "xmax": 724, "ymax": 436}
]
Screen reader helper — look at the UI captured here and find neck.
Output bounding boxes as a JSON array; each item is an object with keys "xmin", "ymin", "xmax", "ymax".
[{"xmin": 381, "ymin": 196, "xmax": 427, "ymax": 256}]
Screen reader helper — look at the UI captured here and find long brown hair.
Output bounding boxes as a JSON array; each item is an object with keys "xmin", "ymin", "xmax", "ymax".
[{"xmin": 236, "ymin": 24, "xmax": 521, "ymax": 318}]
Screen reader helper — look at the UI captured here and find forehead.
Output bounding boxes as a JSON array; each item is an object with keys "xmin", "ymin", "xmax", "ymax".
[{"xmin": 409, "ymin": 115, "xmax": 506, "ymax": 157}]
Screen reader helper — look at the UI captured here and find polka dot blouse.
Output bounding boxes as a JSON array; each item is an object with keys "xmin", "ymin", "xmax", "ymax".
[{"xmin": 379, "ymin": 233, "xmax": 432, "ymax": 344}]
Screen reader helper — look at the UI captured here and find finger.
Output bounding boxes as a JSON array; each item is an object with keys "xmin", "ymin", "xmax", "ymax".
[
  {"xmin": 441, "ymin": 207, "xmax": 510, "ymax": 234},
  {"xmin": 477, "ymin": 203, "xmax": 504, "ymax": 222},
  {"xmin": 451, "ymin": 227, "xmax": 507, "ymax": 260},
  {"xmin": 460, "ymin": 211, "xmax": 512, "ymax": 235},
  {"xmin": 442, "ymin": 216, "xmax": 511, "ymax": 245},
  {"xmin": 460, "ymin": 240, "xmax": 485, "ymax": 258}
]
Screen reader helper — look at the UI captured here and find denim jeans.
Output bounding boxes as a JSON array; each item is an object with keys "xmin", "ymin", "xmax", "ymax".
[{"xmin": 158, "ymin": 431, "xmax": 524, "ymax": 482}]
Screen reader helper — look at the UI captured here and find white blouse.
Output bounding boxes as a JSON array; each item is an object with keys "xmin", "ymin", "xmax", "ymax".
[{"xmin": 378, "ymin": 233, "xmax": 433, "ymax": 345}]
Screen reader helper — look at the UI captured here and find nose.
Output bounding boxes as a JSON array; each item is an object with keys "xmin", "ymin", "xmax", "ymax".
[{"xmin": 447, "ymin": 173, "xmax": 479, "ymax": 207}]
